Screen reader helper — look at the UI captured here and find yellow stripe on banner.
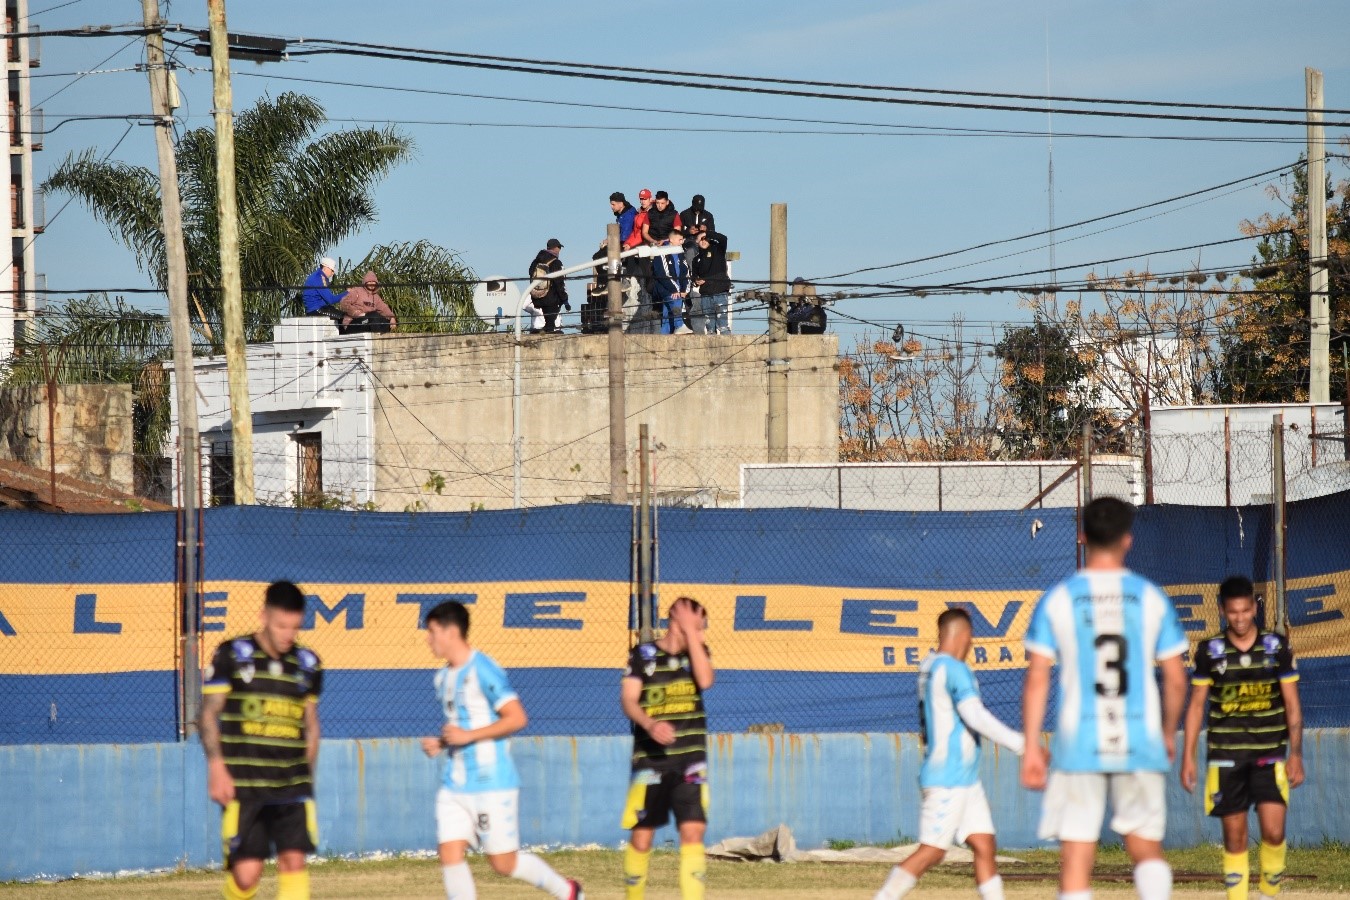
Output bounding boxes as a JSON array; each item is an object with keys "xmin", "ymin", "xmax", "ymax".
[{"xmin": 4, "ymin": 573, "xmax": 1350, "ymax": 676}]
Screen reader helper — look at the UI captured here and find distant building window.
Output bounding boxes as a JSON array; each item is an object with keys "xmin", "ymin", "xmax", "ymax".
[
  {"xmin": 210, "ymin": 443, "xmax": 234, "ymax": 507},
  {"xmin": 294, "ymin": 432, "xmax": 323, "ymax": 507}
]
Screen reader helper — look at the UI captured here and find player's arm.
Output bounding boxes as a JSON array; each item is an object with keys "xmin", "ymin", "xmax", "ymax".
[
  {"xmin": 1020, "ymin": 651, "xmax": 1053, "ymax": 790},
  {"xmin": 1281, "ymin": 676, "xmax": 1305, "ymax": 787},
  {"xmin": 672, "ymin": 598, "xmax": 714, "ymax": 690},
  {"xmin": 443, "ymin": 698, "xmax": 527, "ymax": 747},
  {"xmin": 304, "ymin": 697, "xmax": 321, "ymax": 767},
  {"xmin": 198, "ymin": 691, "xmax": 234, "ymax": 805},
  {"xmin": 1158, "ymin": 653, "xmax": 1187, "ymax": 765},
  {"xmin": 622, "ymin": 675, "xmax": 675, "ymax": 745},
  {"xmin": 1180, "ymin": 679, "xmax": 1209, "ymax": 792},
  {"xmin": 955, "ymin": 697, "xmax": 1025, "ymax": 754}
]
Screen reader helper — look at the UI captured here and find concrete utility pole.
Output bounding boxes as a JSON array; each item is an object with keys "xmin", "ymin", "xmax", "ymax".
[
  {"xmin": 144, "ymin": 0, "xmax": 202, "ymax": 733},
  {"xmin": 207, "ymin": 0, "xmax": 254, "ymax": 503},
  {"xmin": 606, "ymin": 223, "xmax": 628, "ymax": 504},
  {"xmin": 767, "ymin": 203, "xmax": 789, "ymax": 463},
  {"xmin": 1307, "ymin": 68, "xmax": 1330, "ymax": 404}
]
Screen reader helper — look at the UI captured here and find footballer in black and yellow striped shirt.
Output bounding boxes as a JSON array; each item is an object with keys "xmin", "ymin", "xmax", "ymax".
[
  {"xmin": 201, "ymin": 581, "xmax": 322, "ymax": 900},
  {"xmin": 1181, "ymin": 576, "xmax": 1303, "ymax": 900}
]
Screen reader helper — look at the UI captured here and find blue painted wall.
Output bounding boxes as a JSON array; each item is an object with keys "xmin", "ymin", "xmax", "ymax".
[{"xmin": 5, "ymin": 731, "xmax": 1350, "ymax": 881}]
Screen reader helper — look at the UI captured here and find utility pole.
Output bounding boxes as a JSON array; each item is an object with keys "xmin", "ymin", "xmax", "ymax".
[
  {"xmin": 207, "ymin": 0, "xmax": 254, "ymax": 503},
  {"xmin": 1307, "ymin": 67, "xmax": 1330, "ymax": 404},
  {"xmin": 637, "ymin": 424, "xmax": 653, "ymax": 643},
  {"xmin": 767, "ymin": 203, "xmax": 789, "ymax": 463},
  {"xmin": 606, "ymin": 223, "xmax": 628, "ymax": 504},
  {"xmin": 143, "ymin": 0, "xmax": 202, "ymax": 734}
]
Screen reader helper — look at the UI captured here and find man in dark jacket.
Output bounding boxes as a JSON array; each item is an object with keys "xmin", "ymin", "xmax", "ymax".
[
  {"xmin": 642, "ymin": 191, "xmax": 682, "ymax": 244},
  {"xmin": 692, "ymin": 230, "xmax": 732, "ymax": 334},
  {"xmin": 527, "ymin": 239, "xmax": 570, "ymax": 333},
  {"xmin": 610, "ymin": 192, "xmax": 637, "ymax": 246},
  {"xmin": 651, "ymin": 233, "xmax": 692, "ymax": 335},
  {"xmin": 680, "ymin": 195, "xmax": 715, "ymax": 241}
]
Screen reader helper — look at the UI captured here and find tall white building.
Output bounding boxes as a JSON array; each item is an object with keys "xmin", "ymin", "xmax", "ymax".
[{"xmin": 1, "ymin": 0, "xmax": 41, "ymax": 358}]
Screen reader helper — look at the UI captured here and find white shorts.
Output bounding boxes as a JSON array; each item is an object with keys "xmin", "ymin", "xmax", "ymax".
[
  {"xmin": 1037, "ymin": 771, "xmax": 1166, "ymax": 843},
  {"xmin": 918, "ymin": 783, "xmax": 996, "ymax": 850},
  {"xmin": 436, "ymin": 788, "xmax": 520, "ymax": 855}
]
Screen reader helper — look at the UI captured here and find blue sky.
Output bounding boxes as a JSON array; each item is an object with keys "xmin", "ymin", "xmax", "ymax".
[{"xmin": 29, "ymin": 0, "xmax": 1350, "ymax": 344}]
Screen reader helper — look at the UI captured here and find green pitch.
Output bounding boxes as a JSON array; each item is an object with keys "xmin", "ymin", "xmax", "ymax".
[{"xmin": 3, "ymin": 846, "xmax": 1349, "ymax": 897}]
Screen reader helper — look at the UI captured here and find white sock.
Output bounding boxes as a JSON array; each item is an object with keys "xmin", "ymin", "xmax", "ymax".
[
  {"xmin": 510, "ymin": 851, "xmax": 571, "ymax": 898},
  {"xmin": 1059, "ymin": 892, "xmax": 1092, "ymax": 900},
  {"xmin": 442, "ymin": 862, "xmax": 477, "ymax": 900},
  {"xmin": 874, "ymin": 866, "xmax": 918, "ymax": 900},
  {"xmin": 1133, "ymin": 859, "xmax": 1172, "ymax": 900},
  {"xmin": 977, "ymin": 874, "xmax": 1006, "ymax": 900}
]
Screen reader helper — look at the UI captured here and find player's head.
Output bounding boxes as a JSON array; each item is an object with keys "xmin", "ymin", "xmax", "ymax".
[
  {"xmin": 424, "ymin": 600, "xmax": 471, "ymax": 659},
  {"xmin": 260, "ymin": 580, "xmax": 305, "ymax": 653},
  {"xmin": 663, "ymin": 596, "xmax": 707, "ymax": 649},
  {"xmin": 936, "ymin": 607, "xmax": 973, "ymax": 659},
  {"xmin": 1081, "ymin": 496, "xmax": 1135, "ymax": 556},
  {"xmin": 1218, "ymin": 575, "xmax": 1258, "ymax": 636}
]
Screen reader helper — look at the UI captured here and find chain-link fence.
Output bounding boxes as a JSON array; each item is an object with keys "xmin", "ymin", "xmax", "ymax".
[{"xmin": 4, "ymin": 492, "xmax": 1348, "ymax": 746}]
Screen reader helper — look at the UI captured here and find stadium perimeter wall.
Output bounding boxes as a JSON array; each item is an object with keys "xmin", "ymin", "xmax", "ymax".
[
  {"xmin": 4, "ymin": 731, "xmax": 1350, "ymax": 880},
  {"xmin": 2, "ymin": 497, "xmax": 1349, "ymax": 878}
]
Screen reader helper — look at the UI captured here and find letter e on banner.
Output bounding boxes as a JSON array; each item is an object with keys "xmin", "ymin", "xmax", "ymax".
[{"xmin": 840, "ymin": 599, "xmax": 919, "ymax": 636}]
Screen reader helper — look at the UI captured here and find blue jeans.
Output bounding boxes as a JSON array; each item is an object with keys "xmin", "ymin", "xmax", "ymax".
[
  {"xmin": 658, "ymin": 292, "xmax": 685, "ymax": 334},
  {"xmin": 696, "ymin": 292, "xmax": 729, "ymax": 334}
]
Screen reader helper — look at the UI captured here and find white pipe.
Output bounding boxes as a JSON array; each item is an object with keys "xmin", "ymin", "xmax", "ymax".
[{"xmin": 512, "ymin": 244, "xmax": 683, "ymax": 508}]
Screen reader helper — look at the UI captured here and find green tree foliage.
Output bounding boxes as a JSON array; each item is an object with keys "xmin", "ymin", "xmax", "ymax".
[
  {"xmin": 1219, "ymin": 161, "xmax": 1350, "ymax": 403},
  {"xmin": 994, "ymin": 316, "xmax": 1097, "ymax": 458},
  {"xmin": 42, "ymin": 91, "xmax": 480, "ymax": 345}
]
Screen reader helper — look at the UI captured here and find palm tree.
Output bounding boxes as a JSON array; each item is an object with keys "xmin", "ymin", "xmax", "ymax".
[
  {"xmin": 7, "ymin": 92, "xmax": 482, "ymax": 495},
  {"xmin": 43, "ymin": 91, "xmax": 480, "ymax": 345}
]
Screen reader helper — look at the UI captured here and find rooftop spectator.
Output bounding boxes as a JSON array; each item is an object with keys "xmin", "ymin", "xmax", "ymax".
[
  {"xmin": 626, "ymin": 188, "xmax": 653, "ymax": 250},
  {"xmin": 642, "ymin": 190, "xmax": 682, "ymax": 244},
  {"xmin": 527, "ymin": 238, "xmax": 570, "ymax": 334},
  {"xmin": 339, "ymin": 271, "xmax": 397, "ymax": 333},
  {"xmin": 610, "ymin": 192, "xmax": 637, "ymax": 246},
  {"xmin": 692, "ymin": 230, "xmax": 732, "ymax": 335},
  {"xmin": 786, "ymin": 278, "xmax": 827, "ymax": 335},
  {"xmin": 652, "ymin": 232, "xmax": 692, "ymax": 335},
  {"xmin": 301, "ymin": 256, "xmax": 346, "ymax": 316},
  {"xmin": 680, "ymin": 194, "xmax": 715, "ymax": 241}
]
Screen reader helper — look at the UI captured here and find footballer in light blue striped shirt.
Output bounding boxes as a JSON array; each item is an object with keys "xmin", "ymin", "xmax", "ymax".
[
  {"xmin": 874, "ymin": 607, "xmax": 1025, "ymax": 900},
  {"xmin": 1021, "ymin": 497, "xmax": 1189, "ymax": 900}
]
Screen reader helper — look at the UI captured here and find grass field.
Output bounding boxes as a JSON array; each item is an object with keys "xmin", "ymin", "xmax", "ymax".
[{"xmin": 4, "ymin": 846, "xmax": 1349, "ymax": 898}]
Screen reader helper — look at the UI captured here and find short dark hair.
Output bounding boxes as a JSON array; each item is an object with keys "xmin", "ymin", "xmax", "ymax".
[
  {"xmin": 425, "ymin": 600, "xmax": 471, "ymax": 637},
  {"xmin": 264, "ymin": 580, "xmax": 306, "ymax": 613},
  {"xmin": 1082, "ymin": 496, "xmax": 1135, "ymax": 548},
  {"xmin": 937, "ymin": 607, "xmax": 972, "ymax": 633},
  {"xmin": 1218, "ymin": 575, "xmax": 1255, "ymax": 606},
  {"xmin": 668, "ymin": 596, "xmax": 707, "ymax": 622}
]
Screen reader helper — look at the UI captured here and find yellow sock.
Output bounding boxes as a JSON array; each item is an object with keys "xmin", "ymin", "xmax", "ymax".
[
  {"xmin": 222, "ymin": 873, "xmax": 257, "ymax": 900},
  {"xmin": 1259, "ymin": 841, "xmax": 1286, "ymax": 896},
  {"xmin": 1223, "ymin": 849, "xmax": 1249, "ymax": 900},
  {"xmin": 624, "ymin": 845, "xmax": 651, "ymax": 900},
  {"xmin": 277, "ymin": 869, "xmax": 310, "ymax": 900},
  {"xmin": 679, "ymin": 843, "xmax": 706, "ymax": 900}
]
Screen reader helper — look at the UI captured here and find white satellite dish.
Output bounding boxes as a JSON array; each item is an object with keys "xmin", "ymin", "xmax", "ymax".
[{"xmin": 471, "ymin": 276, "xmax": 520, "ymax": 326}]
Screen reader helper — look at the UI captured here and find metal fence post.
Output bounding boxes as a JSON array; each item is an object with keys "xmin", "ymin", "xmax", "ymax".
[
  {"xmin": 1272, "ymin": 413, "xmax": 1288, "ymax": 635},
  {"xmin": 638, "ymin": 425, "xmax": 653, "ymax": 644}
]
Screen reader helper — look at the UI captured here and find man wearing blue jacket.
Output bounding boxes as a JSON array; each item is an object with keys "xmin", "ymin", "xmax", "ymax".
[
  {"xmin": 652, "ymin": 233, "xmax": 692, "ymax": 335},
  {"xmin": 302, "ymin": 257, "xmax": 347, "ymax": 315}
]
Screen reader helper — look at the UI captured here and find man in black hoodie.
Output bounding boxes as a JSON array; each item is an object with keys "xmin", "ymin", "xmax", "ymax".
[
  {"xmin": 680, "ymin": 195, "xmax": 715, "ymax": 241},
  {"xmin": 692, "ymin": 230, "xmax": 732, "ymax": 334},
  {"xmin": 527, "ymin": 239, "xmax": 569, "ymax": 333}
]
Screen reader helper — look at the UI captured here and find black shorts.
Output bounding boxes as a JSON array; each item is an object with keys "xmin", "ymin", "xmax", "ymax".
[
  {"xmin": 621, "ymin": 763, "xmax": 708, "ymax": 831},
  {"xmin": 221, "ymin": 798, "xmax": 317, "ymax": 866},
  {"xmin": 1205, "ymin": 760, "xmax": 1289, "ymax": 818}
]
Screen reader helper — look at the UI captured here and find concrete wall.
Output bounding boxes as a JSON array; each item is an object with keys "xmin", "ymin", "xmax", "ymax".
[
  {"xmin": 6, "ymin": 731, "xmax": 1350, "ymax": 880},
  {"xmin": 0, "ymin": 383, "xmax": 134, "ymax": 494},
  {"xmin": 370, "ymin": 333, "xmax": 839, "ymax": 510}
]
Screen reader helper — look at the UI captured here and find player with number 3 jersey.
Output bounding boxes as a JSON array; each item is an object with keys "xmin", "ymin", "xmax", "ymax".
[{"xmin": 1022, "ymin": 497, "xmax": 1189, "ymax": 900}]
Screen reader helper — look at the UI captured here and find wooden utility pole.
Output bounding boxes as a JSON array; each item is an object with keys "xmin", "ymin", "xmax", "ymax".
[
  {"xmin": 143, "ymin": 0, "xmax": 202, "ymax": 733},
  {"xmin": 637, "ymin": 424, "xmax": 653, "ymax": 643},
  {"xmin": 767, "ymin": 203, "xmax": 789, "ymax": 462},
  {"xmin": 606, "ymin": 223, "xmax": 628, "ymax": 504},
  {"xmin": 207, "ymin": 0, "xmax": 254, "ymax": 503},
  {"xmin": 1307, "ymin": 67, "xmax": 1330, "ymax": 404}
]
